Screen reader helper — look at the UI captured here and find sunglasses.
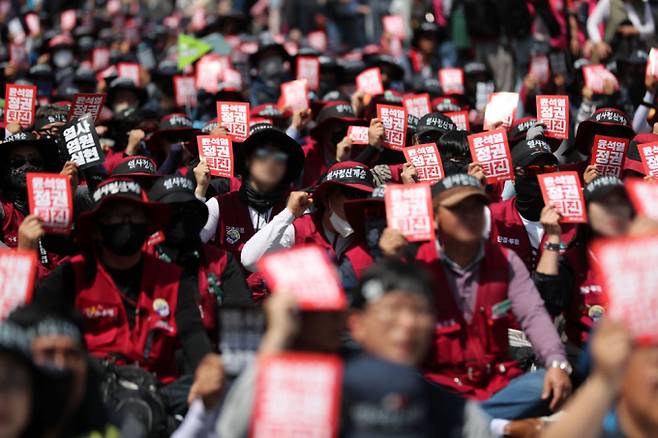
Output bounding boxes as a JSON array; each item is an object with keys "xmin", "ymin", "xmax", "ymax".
[
  {"xmin": 518, "ymin": 164, "xmax": 558, "ymax": 177},
  {"xmin": 253, "ymin": 148, "xmax": 288, "ymax": 163}
]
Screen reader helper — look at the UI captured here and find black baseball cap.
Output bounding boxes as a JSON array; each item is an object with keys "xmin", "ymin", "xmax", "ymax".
[
  {"xmin": 415, "ymin": 112, "xmax": 457, "ymax": 137},
  {"xmin": 511, "ymin": 139, "xmax": 558, "ymax": 167}
]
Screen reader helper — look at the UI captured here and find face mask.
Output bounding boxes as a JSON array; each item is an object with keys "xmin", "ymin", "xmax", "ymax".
[
  {"xmin": 99, "ymin": 223, "xmax": 148, "ymax": 256},
  {"xmin": 514, "ymin": 175, "xmax": 545, "ymax": 221},
  {"xmin": 329, "ymin": 212, "xmax": 354, "ymax": 238},
  {"xmin": 53, "ymin": 50, "xmax": 74, "ymax": 68},
  {"xmin": 7, "ymin": 163, "xmax": 42, "ymax": 191},
  {"xmin": 443, "ymin": 159, "xmax": 470, "ymax": 177},
  {"xmin": 164, "ymin": 217, "xmax": 201, "ymax": 249}
]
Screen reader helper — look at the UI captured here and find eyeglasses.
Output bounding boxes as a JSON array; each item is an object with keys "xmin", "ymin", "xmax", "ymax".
[
  {"xmin": 518, "ymin": 164, "xmax": 558, "ymax": 177},
  {"xmin": 253, "ymin": 148, "xmax": 288, "ymax": 163}
]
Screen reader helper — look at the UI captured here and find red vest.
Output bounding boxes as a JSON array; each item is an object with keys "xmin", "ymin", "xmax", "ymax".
[
  {"xmin": 416, "ymin": 241, "xmax": 524, "ymax": 400},
  {"xmin": 563, "ymin": 249, "xmax": 605, "ymax": 346},
  {"xmin": 196, "ymin": 245, "xmax": 228, "ymax": 340},
  {"xmin": 293, "ymin": 213, "xmax": 373, "ymax": 279},
  {"xmin": 71, "ymin": 253, "xmax": 181, "ymax": 383},
  {"xmin": 2, "ymin": 199, "xmax": 63, "ymax": 279},
  {"xmin": 489, "ymin": 198, "xmax": 577, "ymax": 272},
  {"xmin": 215, "ymin": 191, "xmax": 287, "ymax": 303}
]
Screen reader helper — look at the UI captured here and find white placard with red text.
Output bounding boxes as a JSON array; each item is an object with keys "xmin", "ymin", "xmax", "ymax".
[
  {"xmin": 403, "ymin": 93, "xmax": 431, "ymax": 119},
  {"xmin": 347, "ymin": 126, "xmax": 369, "ymax": 145},
  {"xmin": 403, "ymin": 143, "xmax": 445, "ymax": 183},
  {"xmin": 484, "ymin": 92, "xmax": 518, "ymax": 130},
  {"xmin": 538, "ymin": 171, "xmax": 587, "ymax": 223},
  {"xmin": 196, "ymin": 54, "xmax": 226, "ymax": 93},
  {"xmin": 438, "ymin": 68, "xmax": 464, "ymax": 95},
  {"xmin": 529, "ymin": 55, "xmax": 550, "ymax": 84},
  {"xmin": 536, "ymin": 95, "xmax": 569, "ymax": 139},
  {"xmin": 197, "ymin": 135, "xmax": 233, "ymax": 178},
  {"xmin": 216, "ymin": 101, "xmax": 250, "ymax": 142},
  {"xmin": 356, "ymin": 67, "xmax": 384, "ymax": 96},
  {"xmin": 92, "ymin": 48, "xmax": 110, "ymax": 71},
  {"xmin": 251, "ymin": 353, "xmax": 342, "ymax": 438},
  {"xmin": 583, "ymin": 64, "xmax": 619, "ymax": 94},
  {"xmin": 385, "ymin": 184, "xmax": 435, "ymax": 242},
  {"xmin": 117, "ymin": 63, "xmax": 140, "ymax": 86},
  {"xmin": 296, "ymin": 56, "xmax": 320, "ymax": 91},
  {"xmin": 467, "ymin": 128, "xmax": 514, "ymax": 184},
  {"xmin": 26, "ymin": 173, "xmax": 73, "ymax": 234},
  {"xmin": 279, "ymin": 79, "xmax": 309, "ymax": 112},
  {"xmin": 173, "ymin": 76, "xmax": 198, "ymax": 108},
  {"xmin": 4, "ymin": 84, "xmax": 36, "ymax": 127},
  {"xmin": 0, "ymin": 250, "xmax": 36, "ymax": 320},
  {"xmin": 591, "ymin": 234, "xmax": 658, "ymax": 345},
  {"xmin": 257, "ymin": 245, "xmax": 347, "ymax": 310},
  {"xmin": 637, "ymin": 142, "xmax": 658, "ymax": 177},
  {"xmin": 377, "ymin": 104, "xmax": 407, "ymax": 151},
  {"xmin": 445, "ymin": 111, "xmax": 470, "ymax": 131},
  {"xmin": 69, "ymin": 93, "xmax": 106, "ymax": 122},
  {"xmin": 590, "ymin": 135, "xmax": 629, "ymax": 178},
  {"xmin": 626, "ymin": 178, "xmax": 658, "ymax": 221}
]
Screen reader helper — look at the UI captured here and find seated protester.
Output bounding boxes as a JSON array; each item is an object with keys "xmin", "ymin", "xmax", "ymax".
[
  {"xmin": 0, "ymin": 132, "xmax": 75, "ymax": 278},
  {"xmin": 540, "ymin": 319, "xmax": 658, "ymax": 438},
  {"xmin": 110, "ymin": 155, "xmax": 160, "ymax": 190},
  {"xmin": 562, "ymin": 107, "xmax": 635, "ymax": 183},
  {"xmin": 33, "ymin": 178, "xmax": 213, "ymax": 386},
  {"xmin": 488, "ymin": 139, "xmax": 578, "ymax": 272},
  {"xmin": 240, "ymin": 161, "xmax": 375, "ymax": 292},
  {"xmin": 534, "ymin": 177, "xmax": 632, "ymax": 354},
  {"xmin": 148, "ymin": 175, "xmax": 252, "ymax": 342},
  {"xmin": 380, "ymin": 174, "xmax": 572, "ymax": 420},
  {"xmin": 198, "ymin": 123, "xmax": 305, "ymax": 303},
  {"xmin": 145, "ymin": 113, "xmax": 201, "ymax": 175},
  {"xmin": 8, "ymin": 305, "xmax": 117, "ymax": 438}
]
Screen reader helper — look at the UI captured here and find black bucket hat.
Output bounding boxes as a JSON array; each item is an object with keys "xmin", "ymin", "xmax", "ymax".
[
  {"xmin": 111, "ymin": 155, "xmax": 158, "ymax": 179},
  {"xmin": 415, "ymin": 112, "xmax": 457, "ymax": 138},
  {"xmin": 511, "ymin": 139, "xmax": 558, "ymax": 167},
  {"xmin": 249, "ymin": 34, "xmax": 291, "ymax": 68},
  {"xmin": 106, "ymin": 77, "xmax": 148, "ymax": 108},
  {"xmin": 145, "ymin": 113, "xmax": 201, "ymax": 157},
  {"xmin": 573, "ymin": 107, "xmax": 635, "ymax": 156},
  {"xmin": 0, "ymin": 132, "xmax": 62, "ymax": 173},
  {"xmin": 310, "ymin": 102, "xmax": 367, "ymax": 139}
]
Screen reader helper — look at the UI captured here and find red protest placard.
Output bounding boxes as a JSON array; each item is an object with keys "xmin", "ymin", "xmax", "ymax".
[
  {"xmin": 216, "ymin": 101, "xmax": 250, "ymax": 142},
  {"xmin": 4, "ymin": 84, "xmax": 36, "ymax": 127},
  {"xmin": 484, "ymin": 92, "xmax": 518, "ymax": 130},
  {"xmin": 445, "ymin": 111, "xmax": 470, "ymax": 131},
  {"xmin": 307, "ymin": 31, "xmax": 328, "ymax": 52},
  {"xmin": 403, "ymin": 93, "xmax": 431, "ymax": 119},
  {"xmin": 356, "ymin": 67, "xmax": 384, "ymax": 96},
  {"xmin": 173, "ymin": 76, "xmax": 197, "ymax": 108},
  {"xmin": 0, "ymin": 249, "xmax": 37, "ymax": 320},
  {"xmin": 529, "ymin": 55, "xmax": 550, "ymax": 84},
  {"xmin": 583, "ymin": 64, "xmax": 619, "ymax": 94},
  {"xmin": 251, "ymin": 353, "xmax": 342, "ymax": 438},
  {"xmin": 467, "ymin": 128, "xmax": 514, "ymax": 184},
  {"xmin": 536, "ymin": 95, "xmax": 569, "ymax": 139},
  {"xmin": 590, "ymin": 234, "xmax": 658, "ymax": 345},
  {"xmin": 403, "ymin": 143, "xmax": 445, "ymax": 183},
  {"xmin": 647, "ymin": 48, "xmax": 658, "ymax": 80},
  {"xmin": 279, "ymin": 79, "xmax": 309, "ymax": 112},
  {"xmin": 26, "ymin": 173, "xmax": 73, "ymax": 234},
  {"xmin": 257, "ymin": 245, "xmax": 347, "ymax": 310},
  {"xmin": 60, "ymin": 9, "xmax": 76, "ymax": 32},
  {"xmin": 637, "ymin": 142, "xmax": 658, "ymax": 177},
  {"xmin": 626, "ymin": 178, "xmax": 658, "ymax": 221},
  {"xmin": 92, "ymin": 48, "xmax": 110, "ymax": 71},
  {"xmin": 69, "ymin": 93, "xmax": 106, "ymax": 122},
  {"xmin": 197, "ymin": 135, "xmax": 233, "ymax": 178},
  {"xmin": 385, "ymin": 184, "xmax": 435, "ymax": 242},
  {"xmin": 377, "ymin": 104, "xmax": 407, "ymax": 151},
  {"xmin": 538, "ymin": 171, "xmax": 587, "ymax": 223},
  {"xmin": 438, "ymin": 68, "xmax": 464, "ymax": 95},
  {"xmin": 590, "ymin": 135, "xmax": 629, "ymax": 178},
  {"xmin": 117, "ymin": 63, "xmax": 140, "ymax": 86},
  {"xmin": 196, "ymin": 54, "xmax": 225, "ymax": 93},
  {"xmin": 382, "ymin": 15, "xmax": 406, "ymax": 39},
  {"xmin": 347, "ymin": 126, "xmax": 369, "ymax": 145},
  {"xmin": 296, "ymin": 56, "xmax": 320, "ymax": 91}
]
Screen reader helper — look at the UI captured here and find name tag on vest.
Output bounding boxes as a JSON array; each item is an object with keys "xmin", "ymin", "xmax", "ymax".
[{"xmin": 491, "ymin": 299, "xmax": 512, "ymax": 319}]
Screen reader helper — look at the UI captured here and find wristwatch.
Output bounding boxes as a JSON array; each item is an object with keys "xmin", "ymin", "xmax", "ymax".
[
  {"xmin": 543, "ymin": 241, "xmax": 562, "ymax": 252},
  {"xmin": 550, "ymin": 360, "xmax": 573, "ymax": 376}
]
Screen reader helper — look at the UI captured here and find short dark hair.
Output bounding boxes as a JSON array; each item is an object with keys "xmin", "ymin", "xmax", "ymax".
[
  {"xmin": 439, "ymin": 130, "xmax": 470, "ymax": 159},
  {"xmin": 351, "ymin": 258, "xmax": 434, "ymax": 309}
]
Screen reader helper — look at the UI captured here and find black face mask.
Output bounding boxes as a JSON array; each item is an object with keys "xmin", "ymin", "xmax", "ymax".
[
  {"xmin": 515, "ymin": 175, "xmax": 545, "ymax": 221},
  {"xmin": 443, "ymin": 159, "xmax": 470, "ymax": 177},
  {"xmin": 98, "ymin": 223, "xmax": 148, "ymax": 256},
  {"xmin": 6, "ymin": 163, "xmax": 43, "ymax": 191},
  {"xmin": 164, "ymin": 216, "xmax": 202, "ymax": 249}
]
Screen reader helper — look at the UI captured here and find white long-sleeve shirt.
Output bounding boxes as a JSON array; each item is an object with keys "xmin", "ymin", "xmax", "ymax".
[
  {"xmin": 240, "ymin": 208, "xmax": 297, "ymax": 271},
  {"xmin": 587, "ymin": 0, "xmax": 655, "ymax": 43}
]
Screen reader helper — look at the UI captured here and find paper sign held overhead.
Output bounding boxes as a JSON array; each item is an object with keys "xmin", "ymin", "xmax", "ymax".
[
  {"xmin": 377, "ymin": 104, "xmax": 407, "ymax": 151},
  {"xmin": 529, "ymin": 55, "xmax": 550, "ymax": 84},
  {"xmin": 637, "ymin": 142, "xmax": 658, "ymax": 177},
  {"xmin": 59, "ymin": 115, "xmax": 104, "ymax": 169},
  {"xmin": 69, "ymin": 93, "xmax": 106, "ymax": 122},
  {"xmin": 467, "ymin": 128, "xmax": 514, "ymax": 184},
  {"xmin": 0, "ymin": 249, "xmax": 37, "ymax": 320},
  {"xmin": 536, "ymin": 95, "xmax": 569, "ymax": 139},
  {"xmin": 583, "ymin": 64, "xmax": 619, "ymax": 94},
  {"xmin": 445, "ymin": 111, "xmax": 470, "ymax": 132},
  {"xmin": 117, "ymin": 63, "xmax": 140, "ymax": 86},
  {"xmin": 296, "ymin": 56, "xmax": 320, "ymax": 91},
  {"xmin": 279, "ymin": 79, "xmax": 309, "ymax": 112},
  {"xmin": 385, "ymin": 184, "xmax": 435, "ymax": 242},
  {"xmin": 484, "ymin": 92, "xmax": 518, "ymax": 130},
  {"xmin": 403, "ymin": 93, "xmax": 431, "ymax": 119},
  {"xmin": 197, "ymin": 135, "xmax": 234, "ymax": 178},
  {"xmin": 347, "ymin": 126, "xmax": 369, "ymax": 145},
  {"xmin": 438, "ymin": 68, "xmax": 464, "ymax": 95},
  {"xmin": 590, "ymin": 135, "xmax": 629, "ymax": 178},
  {"xmin": 403, "ymin": 143, "xmax": 445, "ymax": 183},
  {"xmin": 4, "ymin": 84, "xmax": 36, "ymax": 128},
  {"xmin": 92, "ymin": 48, "xmax": 110, "ymax": 71},
  {"xmin": 356, "ymin": 67, "xmax": 384, "ymax": 96},
  {"xmin": 257, "ymin": 245, "xmax": 347, "ymax": 311},
  {"xmin": 626, "ymin": 178, "xmax": 658, "ymax": 221},
  {"xmin": 307, "ymin": 31, "xmax": 327, "ymax": 52},
  {"xmin": 216, "ymin": 101, "xmax": 250, "ymax": 142},
  {"xmin": 647, "ymin": 48, "xmax": 658, "ymax": 80},
  {"xmin": 26, "ymin": 173, "xmax": 73, "ymax": 234},
  {"xmin": 538, "ymin": 171, "xmax": 587, "ymax": 223}
]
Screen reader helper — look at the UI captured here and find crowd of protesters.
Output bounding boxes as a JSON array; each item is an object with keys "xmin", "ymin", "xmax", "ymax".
[{"xmin": 1, "ymin": 0, "xmax": 658, "ymax": 437}]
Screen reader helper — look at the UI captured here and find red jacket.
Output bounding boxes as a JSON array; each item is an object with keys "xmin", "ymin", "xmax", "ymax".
[
  {"xmin": 215, "ymin": 191, "xmax": 287, "ymax": 303},
  {"xmin": 416, "ymin": 240, "xmax": 524, "ymax": 400},
  {"xmin": 71, "ymin": 252, "xmax": 181, "ymax": 383},
  {"xmin": 489, "ymin": 198, "xmax": 577, "ymax": 272}
]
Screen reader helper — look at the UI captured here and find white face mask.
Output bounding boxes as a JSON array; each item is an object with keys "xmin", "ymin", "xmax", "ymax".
[{"xmin": 329, "ymin": 212, "xmax": 354, "ymax": 238}]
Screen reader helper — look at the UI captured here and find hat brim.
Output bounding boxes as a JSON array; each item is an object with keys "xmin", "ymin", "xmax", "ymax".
[
  {"xmin": 249, "ymin": 43, "xmax": 291, "ymax": 67},
  {"xmin": 236, "ymin": 129, "xmax": 305, "ymax": 185},
  {"xmin": 313, "ymin": 180, "xmax": 374, "ymax": 207},
  {"xmin": 434, "ymin": 186, "xmax": 490, "ymax": 208},
  {"xmin": 574, "ymin": 121, "xmax": 635, "ymax": 155},
  {"xmin": 623, "ymin": 158, "xmax": 645, "ymax": 175},
  {"xmin": 0, "ymin": 138, "xmax": 62, "ymax": 173},
  {"xmin": 514, "ymin": 151, "xmax": 559, "ymax": 168}
]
